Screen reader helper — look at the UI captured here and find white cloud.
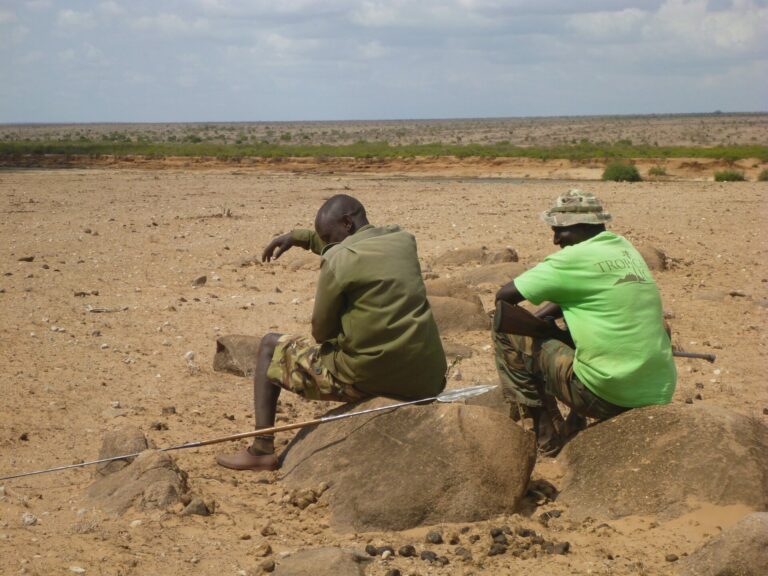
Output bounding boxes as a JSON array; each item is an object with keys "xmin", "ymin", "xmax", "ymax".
[
  {"xmin": 98, "ymin": 1, "xmax": 124, "ymax": 17},
  {"xmin": 131, "ymin": 13, "xmax": 211, "ymax": 36},
  {"xmin": 0, "ymin": 9, "xmax": 16, "ymax": 24},
  {"xmin": 655, "ymin": 0, "xmax": 767, "ymax": 52},
  {"xmin": 358, "ymin": 40, "xmax": 389, "ymax": 59},
  {"xmin": 57, "ymin": 9, "xmax": 96, "ymax": 30},
  {"xmin": 567, "ymin": 8, "xmax": 649, "ymax": 40}
]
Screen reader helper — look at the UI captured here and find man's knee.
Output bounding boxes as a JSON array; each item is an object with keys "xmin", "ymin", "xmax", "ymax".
[{"xmin": 258, "ymin": 332, "xmax": 282, "ymax": 361}]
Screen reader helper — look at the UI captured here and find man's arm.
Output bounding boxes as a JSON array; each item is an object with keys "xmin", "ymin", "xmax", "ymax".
[
  {"xmin": 311, "ymin": 262, "xmax": 344, "ymax": 343},
  {"xmin": 495, "ymin": 280, "xmax": 572, "ymax": 345},
  {"xmin": 262, "ymin": 229, "xmax": 326, "ymax": 262},
  {"xmin": 496, "ymin": 280, "xmax": 525, "ymax": 306}
]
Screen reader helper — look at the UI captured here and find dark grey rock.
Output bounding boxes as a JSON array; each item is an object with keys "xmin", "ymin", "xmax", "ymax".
[
  {"xmin": 559, "ymin": 404, "xmax": 768, "ymax": 520},
  {"xmin": 680, "ymin": 513, "xmax": 768, "ymax": 576},
  {"xmin": 280, "ymin": 399, "xmax": 536, "ymax": 532},
  {"xmin": 274, "ymin": 548, "xmax": 370, "ymax": 576}
]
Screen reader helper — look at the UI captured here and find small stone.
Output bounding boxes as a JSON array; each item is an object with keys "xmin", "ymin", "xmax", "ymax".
[
  {"xmin": 436, "ymin": 556, "xmax": 449, "ymax": 566},
  {"xmin": 129, "ymin": 520, "xmax": 142, "ymax": 528},
  {"xmin": 665, "ymin": 553, "xmax": 679, "ymax": 562},
  {"xmin": 18, "ymin": 256, "xmax": 34, "ymax": 262},
  {"xmin": 181, "ymin": 498, "xmax": 210, "ymax": 516},
  {"xmin": 454, "ymin": 547, "xmax": 472, "ymax": 560},
  {"xmin": 239, "ymin": 534, "xmax": 251, "ymax": 540},
  {"xmin": 685, "ymin": 397, "xmax": 693, "ymax": 404},
  {"xmin": 184, "ymin": 351, "xmax": 196, "ymax": 362},
  {"xmin": 21, "ymin": 512, "xmax": 37, "ymax": 526},
  {"xmin": 459, "ymin": 526, "xmax": 470, "ymax": 534},
  {"xmin": 763, "ymin": 408, "xmax": 768, "ymax": 416},
  {"xmin": 254, "ymin": 542, "xmax": 272, "ymax": 557},
  {"xmin": 492, "ymin": 533, "xmax": 508, "ymax": 545},
  {"xmin": 260, "ymin": 524, "xmax": 276, "ymax": 537},
  {"xmin": 192, "ymin": 275, "xmax": 207, "ymax": 287},
  {"xmin": 448, "ymin": 532, "xmax": 460, "ymax": 545},
  {"xmin": 488, "ymin": 543, "xmax": 507, "ymax": 556},
  {"xmin": 376, "ymin": 546, "xmax": 394, "ymax": 557},
  {"xmin": 381, "ymin": 549, "xmax": 392, "ymax": 560},
  {"xmin": 695, "ymin": 393, "xmax": 703, "ymax": 400},
  {"xmin": 161, "ymin": 406, "xmax": 177, "ymax": 415},
  {"xmin": 516, "ymin": 527, "xmax": 536, "ymax": 538},
  {"xmin": 260, "ymin": 558, "xmax": 275, "ymax": 573},
  {"xmin": 420, "ymin": 550, "xmax": 438, "ymax": 562},
  {"xmin": 365, "ymin": 544, "xmax": 378, "ymax": 556},
  {"xmin": 553, "ymin": 542, "xmax": 570, "ymax": 555},
  {"xmin": 425, "ymin": 530, "xmax": 443, "ymax": 544},
  {"xmin": 110, "ymin": 401, "xmax": 121, "ymax": 409},
  {"xmin": 100, "ymin": 343, "xmax": 109, "ymax": 350},
  {"xmin": 468, "ymin": 534, "xmax": 480, "ymax": 544},
  {"xmin": 150, "ymin": 421, "xmax": 168, "ymax": 431},
  {"xmin": 398, "ymin": 544, "xmax": 416, "ymax": 557},
  {"xmin": 68, "ymin": 568, "xmax": 86, "ymax": 574},
  {"xmin": 19, "ymin": 432, "xmax": 29, "ymax": 441},
  {"xmin": 384, "ymin": 570, "xmax": 401, "ymax": 576}
]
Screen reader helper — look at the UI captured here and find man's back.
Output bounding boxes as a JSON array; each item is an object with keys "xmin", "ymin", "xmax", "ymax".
[
  {"xmin": 515, "ymin": 231, "xmax": 676, "ymax": 407},
  {"xmin": 314, "ymin": 224, "xmax": 447, "ymax": 399}
]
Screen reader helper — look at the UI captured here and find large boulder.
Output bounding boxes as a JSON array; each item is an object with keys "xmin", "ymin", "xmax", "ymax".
[
  {"xmin": 274, "ymin": 548, "xmax": 371, "ymax": 576},
  {"xmin": 213, "ymin": 334, "xmax": 260, "ymax": 377},
  {"xmin": 460, "ymin": 262, "xmax": 526, "ymax": 287},
  {"xmin": 433, "ymin": 246, "xmax": 518, "ymax": 266},
  {"xmin": 280, "ymin": 398, "xmax": 536, "ymax": 532},
  {"xmin": 428, "ymin": 295, "xmax": 490, "ymax": 332},
  {"xmin": 424, "ymin": 277, "xmax": 481, "ymax": 302},
  {"xmin": 87, "ymin": 450, "xmax": 189, "ymax": 515},
  {"xmin": 558, "ymin": 403, "xmax": 768, "ymax": 520},
  {"xmin": 679, "ymin": 512, "xmax": 768, "ymax": 576}
]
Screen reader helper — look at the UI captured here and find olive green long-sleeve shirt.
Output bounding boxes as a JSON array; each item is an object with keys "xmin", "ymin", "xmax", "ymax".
[{"xmin": 291, "ymin": 225, "xmax": 446, "ymax": 399}]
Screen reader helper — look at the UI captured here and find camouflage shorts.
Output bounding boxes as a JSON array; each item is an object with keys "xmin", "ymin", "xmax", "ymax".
[
  {"xmin": 266, "ymin": 335, "xmax": 367, "ymax": 402},
  {"xmin": 493, "ymin": 330, "xmax": 627, "ymax": 421}
]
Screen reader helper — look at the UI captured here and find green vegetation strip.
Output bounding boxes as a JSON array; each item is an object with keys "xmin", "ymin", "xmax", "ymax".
[{"xmin": 1, "ymin": 140, "xmax": 766, "ymax": 162}]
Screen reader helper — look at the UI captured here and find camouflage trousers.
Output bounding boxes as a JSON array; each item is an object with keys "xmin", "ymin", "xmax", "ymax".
[
  {"xmin": 266, "ymin": 335, "xmax": 368, "ymax": 402},
  {"xmin": 493, "ymin": 330, "xmax": 627, "ymax": 421}
]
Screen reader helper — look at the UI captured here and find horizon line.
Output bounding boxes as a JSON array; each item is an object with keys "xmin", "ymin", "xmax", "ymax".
[{"xmin": 2, "ymin": 110, "xmax": 767, "ymax": 127}]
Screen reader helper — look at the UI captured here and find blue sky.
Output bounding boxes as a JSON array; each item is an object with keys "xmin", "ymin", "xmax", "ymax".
[{"xmin": 2, "ymin": 0, "xmax": 766, "ymax": 122}]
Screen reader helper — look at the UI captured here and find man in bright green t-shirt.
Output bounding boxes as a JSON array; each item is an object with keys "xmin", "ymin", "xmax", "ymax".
[
  {"xmin": 217, "ymin": 194, "xmax": 446, "ymax": 471},
  {"xmin": 494, "ymin": 190, "xmax": 676, "ymax": 456}
]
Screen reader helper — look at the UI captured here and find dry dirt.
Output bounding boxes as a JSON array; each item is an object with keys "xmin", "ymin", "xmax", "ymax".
[
  {"xmin": 1, "ymin": 159, "xmax": 766, "ymax": 576},
  {"xmin": 2, "ymin": 113, "xmax": 767, "ymax": 147}
]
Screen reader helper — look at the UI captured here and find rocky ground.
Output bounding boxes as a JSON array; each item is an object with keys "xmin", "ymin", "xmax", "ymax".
[{"xmin": 0, "ymin": 160, "xmax": 766, "ymax": 575}]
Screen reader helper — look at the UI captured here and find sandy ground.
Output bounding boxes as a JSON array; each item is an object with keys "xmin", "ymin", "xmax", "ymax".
[{"xmin": 1, "ymin": 163, "xmax": 766, "ymax": 576}]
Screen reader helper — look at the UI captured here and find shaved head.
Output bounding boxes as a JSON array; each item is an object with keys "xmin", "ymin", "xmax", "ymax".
[
  {"xmin": 317, "ymin": 194, "xmax": 366, "ymax": 222},
  {"xmin": 314, "ymin": 194, "xmax": 369, "ymax": 245}
]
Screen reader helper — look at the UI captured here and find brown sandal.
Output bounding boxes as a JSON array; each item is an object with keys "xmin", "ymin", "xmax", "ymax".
[{"xmin": 216, "ymin": 447, "xmax": 279, "ymax": 471}]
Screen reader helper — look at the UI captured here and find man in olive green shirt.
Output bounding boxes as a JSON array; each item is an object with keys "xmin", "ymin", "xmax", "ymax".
[{"xmin": 217, "ymin": 194, "xmax": 446, "ymax": 471}]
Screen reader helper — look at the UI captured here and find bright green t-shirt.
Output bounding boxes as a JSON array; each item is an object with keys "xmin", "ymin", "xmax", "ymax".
[{"xmin": 514, "ymin": 231, "xmax": 676, "ymax": 407}]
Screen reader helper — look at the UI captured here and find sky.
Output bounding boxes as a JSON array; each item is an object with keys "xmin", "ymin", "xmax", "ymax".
[{"xmin": 1, "ymin": 0, "xmax": 766, "ymax": 122}]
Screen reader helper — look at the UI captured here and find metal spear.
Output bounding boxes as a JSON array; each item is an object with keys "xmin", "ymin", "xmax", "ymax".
[{"xmin": 0, "ymin": 384, "xmax": 497, "ymax": 482}]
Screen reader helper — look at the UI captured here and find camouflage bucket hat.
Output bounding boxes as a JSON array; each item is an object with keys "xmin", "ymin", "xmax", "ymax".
[{"xmin": 541, "ymin": 189, "xmax": 612, "ymax": 227}]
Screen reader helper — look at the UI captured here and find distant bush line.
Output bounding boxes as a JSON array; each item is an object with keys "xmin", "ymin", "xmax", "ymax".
[{"xmin": 1, "ymin": 140, "xmax": 766, "ymax": 162}]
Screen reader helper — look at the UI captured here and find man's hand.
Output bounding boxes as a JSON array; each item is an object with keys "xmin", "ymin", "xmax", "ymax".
[{"xmin": 262, "ymin": 232, "xmax": 295, "ymax": 262}]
